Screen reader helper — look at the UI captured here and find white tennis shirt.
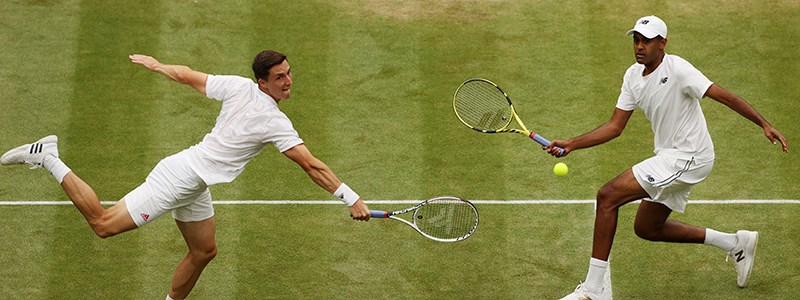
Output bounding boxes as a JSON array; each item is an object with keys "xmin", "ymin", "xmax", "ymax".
[
  {"xmin": 185, "ymin": 75, "xmax": 304, "ymax": 185},
  {"xmin": 616, "ymin": 54, "xmax": 715, "ymax": 163}
]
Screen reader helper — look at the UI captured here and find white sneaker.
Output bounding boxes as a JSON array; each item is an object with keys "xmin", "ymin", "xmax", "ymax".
[
  {"xmin": 559, "ymin": 282, "xmax": 611, "ymax": 300},
  {"xmin": 0, "ymin": 135, "xmax": 59, "ymax": 169},
  {"xmin": 728, "ymin": 230, "xmax": 758, "ymax": 288}
]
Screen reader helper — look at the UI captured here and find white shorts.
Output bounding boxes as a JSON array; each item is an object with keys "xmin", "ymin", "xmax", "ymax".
[
  {"xmin": 124, "ymin": 150, "xmax": 214, "ymax": 227},
  {"xmin": 632, "ymin": 156, "xmax": 714, "ymax": 213}
]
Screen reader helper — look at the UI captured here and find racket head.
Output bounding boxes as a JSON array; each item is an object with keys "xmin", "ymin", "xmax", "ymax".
[
  {"xmin": 411, "ymin": 196, "xmax": 479, "ymax": 242},
  {"xmin": 453, "ymin": 78, "xmax": 514, "ymax": 133}
]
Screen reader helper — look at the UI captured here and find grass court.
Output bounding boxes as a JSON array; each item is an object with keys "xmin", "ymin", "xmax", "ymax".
[{"xmin": 1, "ymin": 1, "xmax": 797, "ymax": 298}]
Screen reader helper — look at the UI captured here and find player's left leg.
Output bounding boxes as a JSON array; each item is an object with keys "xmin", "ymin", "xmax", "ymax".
[
  {"xmin": 634, "ymin": 199, "xmax": 758, "ymax": 287},
  {"xmin": 633, "ymin": 200, "xmax": 705, "ymax": 243},
  {"xmin": 166, "ymin": 178, "xmax": 216, "ymax": 300},
  {"xmin": 168, "ymin": 217, "xmax": 217, "ymax": 300}
]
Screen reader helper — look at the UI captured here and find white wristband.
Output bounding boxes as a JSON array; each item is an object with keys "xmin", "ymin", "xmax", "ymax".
[{"xmin": 333, "ymin": 183, "xmax": 360, "ymax": 207}]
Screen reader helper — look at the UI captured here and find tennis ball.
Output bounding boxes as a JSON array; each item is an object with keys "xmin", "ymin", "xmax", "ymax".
[{"xmin": 553, "ymin": 162, "xmax": 568, "ymax": 176}]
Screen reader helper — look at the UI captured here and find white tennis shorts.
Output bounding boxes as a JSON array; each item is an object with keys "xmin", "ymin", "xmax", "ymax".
[
  {"xmin": 124, "ymin": 150, "xmax": 214, "ymax": 227},
  {"xmin": 632, "ymin": 155, "xmax": 714, "ymax": 213}
]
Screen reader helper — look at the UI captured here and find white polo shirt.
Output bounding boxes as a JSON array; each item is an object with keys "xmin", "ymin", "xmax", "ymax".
[
  {"xmin": 616, "ymin": 54, "xmax": 715, "ymax": 163},
  {"xmin": 185, "ymin": 75, "xmax": 304, "ymax": 185}
]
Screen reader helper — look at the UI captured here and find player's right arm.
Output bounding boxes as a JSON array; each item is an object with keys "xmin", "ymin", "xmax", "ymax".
[
  {"xmin": 282, "ymin": 144, "xmax": 371, "ymax": 221},
  {"xmin": 547, "ymin": 108, "xmax": 632, "ymax": 156},
  {"xmin": 129, "ymin": 54, "xmax": 208, "ymax": 95}
]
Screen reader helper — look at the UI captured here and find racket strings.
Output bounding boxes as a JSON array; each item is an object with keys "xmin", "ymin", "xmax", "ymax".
[
  {"xmin": 414, "ymin": 200, "xmax": 478, "ymax": 240},
  {"xmin": 454, "ymin": 81, "xmax": 512, "ymax": 131}
]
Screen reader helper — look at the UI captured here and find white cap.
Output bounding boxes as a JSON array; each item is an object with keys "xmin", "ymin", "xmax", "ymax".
[{"xmin": 626, "ymin": 15, "xmax": 667, "ymax": 39}]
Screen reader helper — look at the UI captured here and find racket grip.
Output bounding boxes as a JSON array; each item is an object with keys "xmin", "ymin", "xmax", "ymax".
[
  {"xmin": 530, "ymin": 133, "xmax": 566, "ymax": 157},
  {"xmin": 370, "ymin": 210, "xmax": 389, "ymax": 218}
]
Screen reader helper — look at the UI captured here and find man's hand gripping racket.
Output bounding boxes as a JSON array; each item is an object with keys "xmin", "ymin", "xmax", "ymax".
[{"xmin": 453, "ymin": 78, "xmax": 565, "ymax": 157}]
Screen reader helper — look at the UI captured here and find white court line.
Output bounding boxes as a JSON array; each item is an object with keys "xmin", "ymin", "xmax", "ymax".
[{"xmin": 0, "ymin": 199, "xmax": 798, "ymax": 206}]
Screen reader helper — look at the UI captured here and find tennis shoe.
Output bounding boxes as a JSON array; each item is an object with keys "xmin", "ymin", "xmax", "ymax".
[
  {"xmin": 727, "ymin": 230, "xmax": 758, "ymax": 288},
  {"xmin": 559, "ymin": 282, "xmax": 610, "ymax": 300},
  {"xmin": 0, "ymin": 135, "xmax": 59, "ymax": 169}
]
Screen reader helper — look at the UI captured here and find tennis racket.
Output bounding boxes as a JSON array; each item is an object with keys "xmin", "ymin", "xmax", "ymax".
[
  {"xmin": 370, "ymin": 196, "xmax": 479, "ymax": 243},
  {"xmin": 453, "ymin": 78, "xmax": 565, "ymax": 156}
]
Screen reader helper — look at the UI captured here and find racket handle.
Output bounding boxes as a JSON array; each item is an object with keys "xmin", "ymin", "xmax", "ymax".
[
  {"xmin": 370, "ymin": 210, "xmax": 389, "ymax": 218},
  {"xmin": 530, "ymin": 133, "xmax": 566, "ymax": 157}
]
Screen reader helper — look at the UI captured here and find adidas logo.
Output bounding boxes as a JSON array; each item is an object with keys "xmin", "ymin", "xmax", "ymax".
[
  {"xmin": 29, "ymin": 143, "xmax": 44, "ymax": 154},
  {"xmin": 141, "ymin": 213, "xmax": 150, "ymax": 222}
]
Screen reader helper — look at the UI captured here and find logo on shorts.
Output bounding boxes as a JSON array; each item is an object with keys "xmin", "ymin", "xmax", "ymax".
[
  {"xmin": 646, "ymin": 175, "xmax": 655, "ymax": 183},
  {"xmin": 140, "ymin": 213, "xmax": 150, "ymax": 222}
]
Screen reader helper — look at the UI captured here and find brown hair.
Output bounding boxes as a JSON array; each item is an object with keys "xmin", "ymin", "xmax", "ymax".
[{"xmin": 252, "ymin": 50, "xmax": 287, "ymax": 81}]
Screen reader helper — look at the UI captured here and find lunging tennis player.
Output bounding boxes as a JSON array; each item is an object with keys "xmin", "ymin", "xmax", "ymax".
[{"xmin": 1, "ymin": 50, "xmax": 371, "ymax": 300}]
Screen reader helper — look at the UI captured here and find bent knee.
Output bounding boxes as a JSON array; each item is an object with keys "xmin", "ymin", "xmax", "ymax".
[
  {"xmin": 90, "ymin": 226, "xmax": 116, "ymax": 238},
  {"xmin": 634, "ymin": 224, "xmax": 661, "ymax": 241},
  {"xmin": 88, "ymin": 212, "xmax": 135, "ymax": 238},
  {"xmin": 595, "ymin": 187, "xmax": 618, "ymax": 211},
  {"xmin": 191, "ymin": 245, "xmax": 218, "ymax": 263}
]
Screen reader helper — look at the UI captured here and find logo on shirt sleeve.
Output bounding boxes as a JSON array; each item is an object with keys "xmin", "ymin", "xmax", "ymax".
[{"xmin": 660, "ymin": 77, "xmax": 669, "ymax": 84}]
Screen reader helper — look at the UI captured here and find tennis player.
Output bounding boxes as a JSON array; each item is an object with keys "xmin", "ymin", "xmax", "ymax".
[
  {"xmin": 550, "ymin": 16, "xmax": 789, "ymax": 300},
  {"xmin": 0, "ymin": 50, "xmax": 372, "ymax": 300}
]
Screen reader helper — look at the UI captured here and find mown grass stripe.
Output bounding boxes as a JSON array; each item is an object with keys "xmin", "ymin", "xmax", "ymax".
[{"xmin": 50, "ymin": 0, "xmax": 166, "ymax": 298}]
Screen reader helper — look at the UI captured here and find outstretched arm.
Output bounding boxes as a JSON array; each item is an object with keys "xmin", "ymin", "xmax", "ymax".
[
  {"xmin": 705, "ymin": 84, "xmax": 788, "ymax": 152},
  {"xmin": 129, "ymin": 54, "xmax": 208, "ymax": 95},
  {"xmin": 546, "ymin": 108, "xmax": 633, "ymax": 157},
  {"xmin": 283, "ymin": 144, "xmax": 371, "ymax": 220}
]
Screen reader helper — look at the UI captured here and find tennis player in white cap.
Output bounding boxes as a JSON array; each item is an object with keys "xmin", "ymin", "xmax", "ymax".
[{"xmin": 552, "ymin": 15, "xmax": 788, "ymax": 299}]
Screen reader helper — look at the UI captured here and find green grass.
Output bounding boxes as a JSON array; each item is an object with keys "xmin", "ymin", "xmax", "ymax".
[
  {"xmin": 1, "ymin": 0, "xmax": 798, "ymax": 299},
  {"xmin": 1, "ymin": 204, "xmax": 798, "ymax": 299}
]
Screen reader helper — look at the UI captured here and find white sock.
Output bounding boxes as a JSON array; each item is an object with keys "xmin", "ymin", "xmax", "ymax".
[
  {"xmin": 584, "ymin": 257, "xmax": 608, "ymax": 294},
  {"xmin": 42, "ymin": 155, "xmax": 71, "ymax": 184},
  {"xmin": 704, "ymin": 228, "xmax": 737, "ymax": 252},
  {"xmin": 165, "ymin": 295, "xmax": 174, "ymax": 300}
]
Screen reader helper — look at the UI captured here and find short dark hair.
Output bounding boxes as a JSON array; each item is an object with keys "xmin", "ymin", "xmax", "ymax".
[{"xmin": 252, "ymin": 50, "xmax": 287, "ymax": 81}]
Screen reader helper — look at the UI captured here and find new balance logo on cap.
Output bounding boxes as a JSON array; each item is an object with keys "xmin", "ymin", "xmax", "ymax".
[{"xmin": 627, "ymin": 15, "xmax": 668, "ymax": 39}]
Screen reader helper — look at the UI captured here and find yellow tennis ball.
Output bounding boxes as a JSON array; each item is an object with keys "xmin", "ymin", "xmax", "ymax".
[{"xmin": 553, "ymin": 162, "xmax": 568, "ymax": 176}]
